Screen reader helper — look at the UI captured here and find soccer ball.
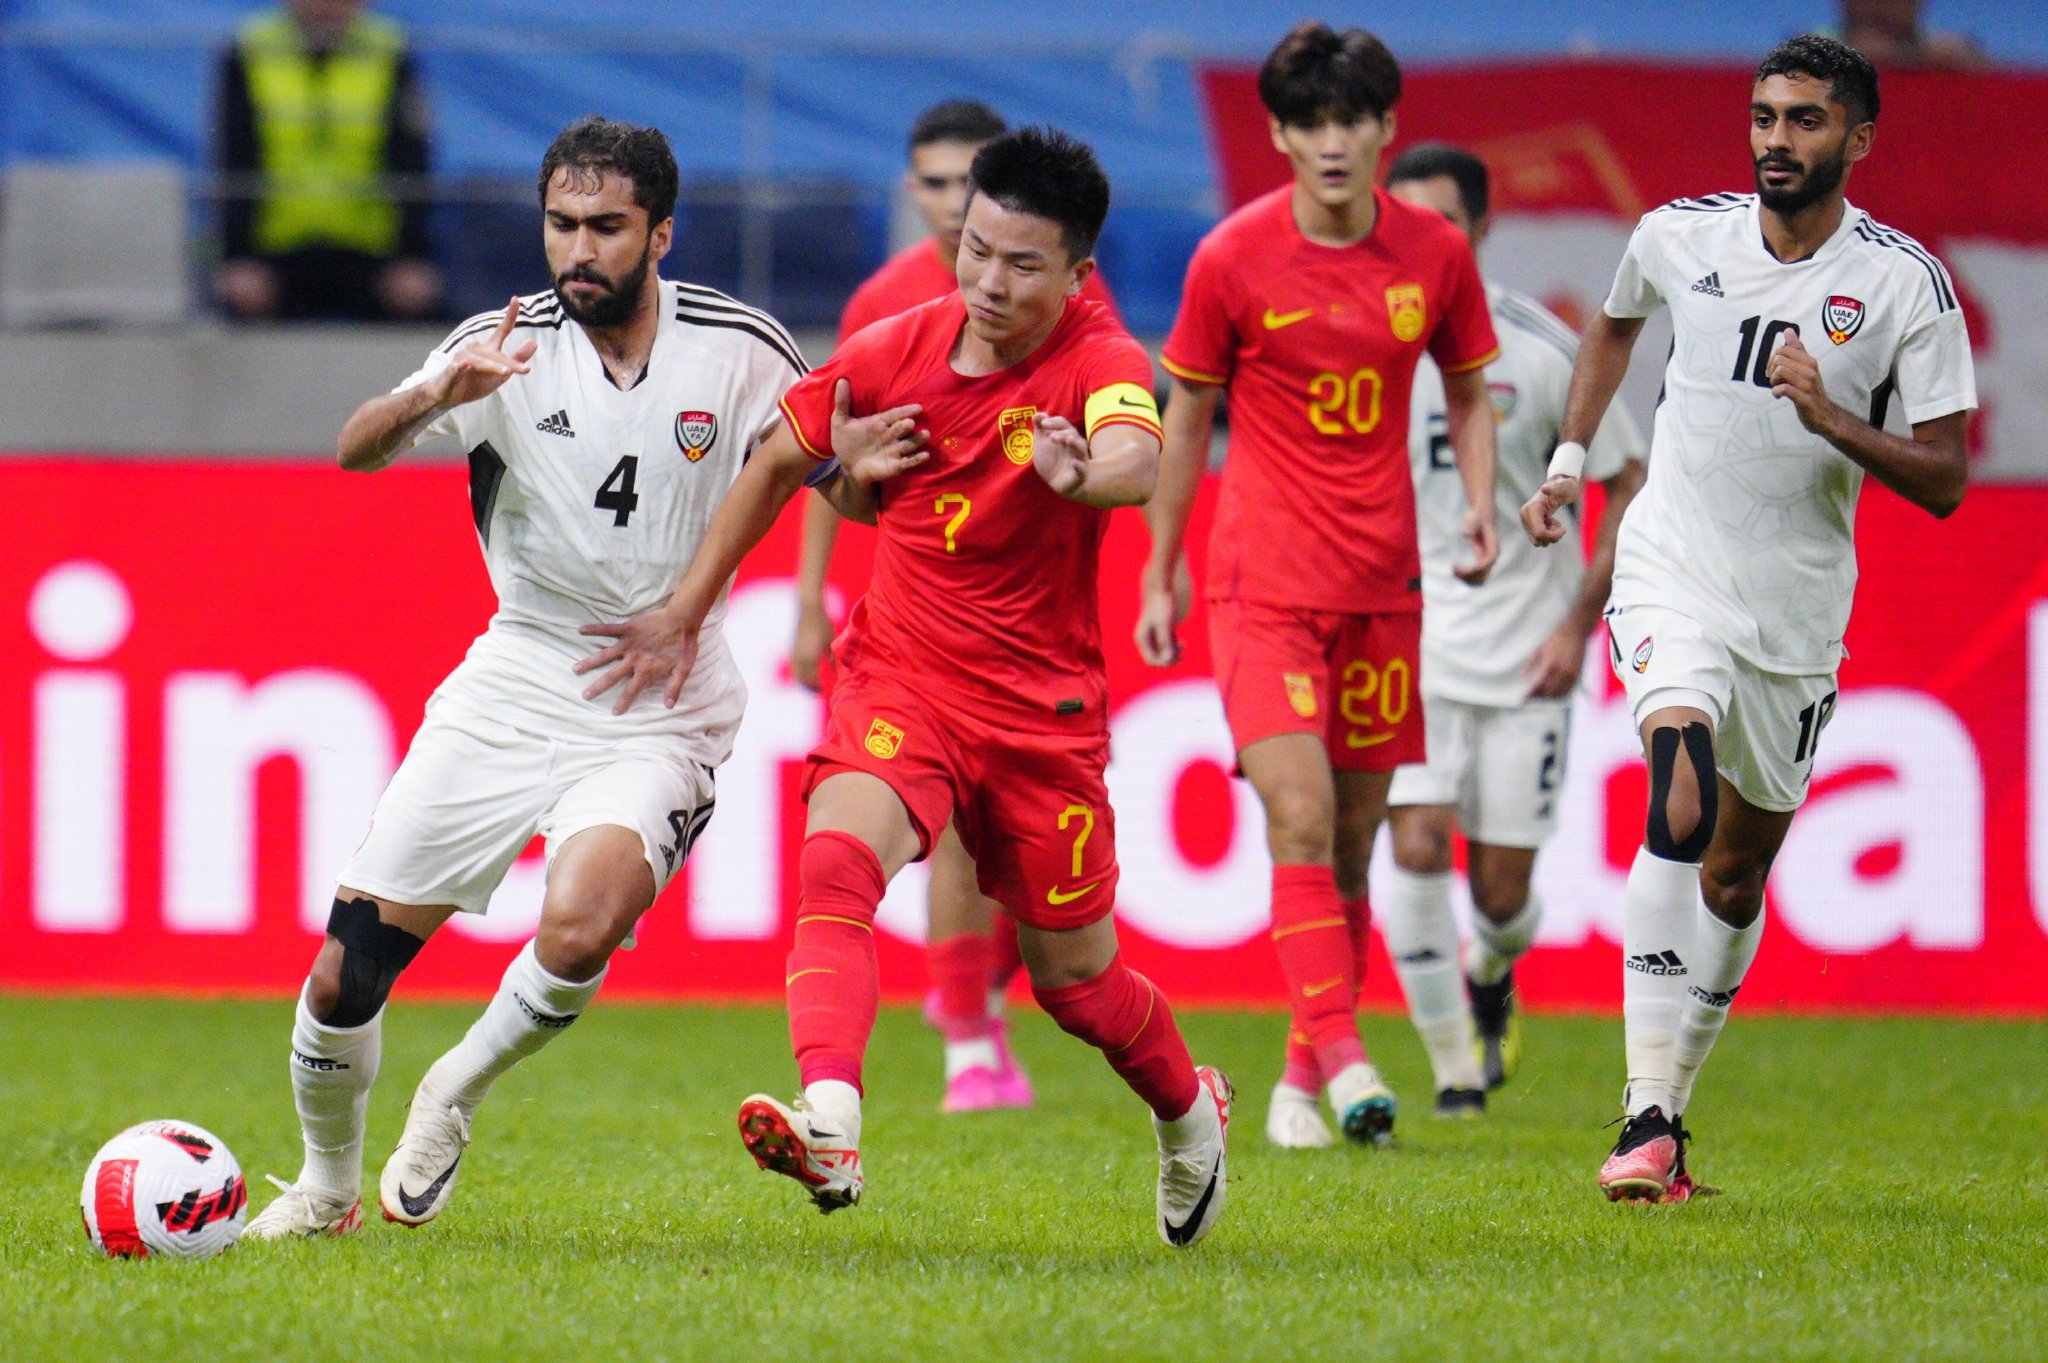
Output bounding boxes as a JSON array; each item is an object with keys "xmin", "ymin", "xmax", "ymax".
[{"xmin": 80, "ymin": 1120, "xmax": 248, "ymax": 1260}]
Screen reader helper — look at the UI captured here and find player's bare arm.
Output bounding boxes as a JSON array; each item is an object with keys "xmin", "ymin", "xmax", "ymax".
[
  {"xmin": 1135, "ymin": 377, "xmax": 1220, "ymax": 666},
  {"xmin": 1034, "ymin": 414, "xmax": 1159, "ymax": 508},
  {"xmin": 1525, "ymin": 457, "xmax": 1646, "ymax": 698},
  {"xmin": 1442, "ymin": 365, "xmax": 1500, "ymax": 583},
  {"xmin": 337, "ymin": 297, "xmax": 535, "ymax": 472},
  {"xmin": 1523, "ymin": 311, "xmax": 1644, "ymax": 544},
  {"xmin": 1766, "ymin": 331, "xmax": 1968, "ymax": 518},
  {"xmin": 790, "ymin": 492, "xmax": 845, "ymax": 692}
]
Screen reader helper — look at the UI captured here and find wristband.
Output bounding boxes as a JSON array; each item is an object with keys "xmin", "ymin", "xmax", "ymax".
[{"xmin": 1546, "ymin": 441, "xmax": 1587, "ymax": 481}]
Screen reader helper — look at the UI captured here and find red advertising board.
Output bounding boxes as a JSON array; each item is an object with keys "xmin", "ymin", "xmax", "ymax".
[{"xmin": 1, "ymin": 459, "xmax": 2043, "ymax": 1013}]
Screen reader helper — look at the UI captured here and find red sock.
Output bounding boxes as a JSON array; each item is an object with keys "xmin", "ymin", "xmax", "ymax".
[
  {"xmin": 787, "ymin": 831, "xmax": 886, "ymax": 1093},
  {"xmin": 1035, "ymin": 954, "xmax": 1199, "ymax": 1120},
  {"xmin": 1281, "ymin": 1026, "xmax": 1321, "ymax": 1094},
  {"xmin": 1343, "ymin": 893, "xmax": 1372, "ymax": 1005},
  {"xmin": 927, "ymin": 933, "xmax": 995, "ymax": 1041},
  {"xmin": 1270, "ymin": 864, "xmax": 1367, "ymax": 1078},
  {"xmin": 988, "ymin": 912, "xmax": 1024, "ymax": 996}
]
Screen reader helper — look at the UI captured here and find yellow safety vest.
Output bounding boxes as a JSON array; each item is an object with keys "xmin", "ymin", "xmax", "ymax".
[{"xmin": 239, "ymin": 10, "xmax": 406, "ymax": 256}]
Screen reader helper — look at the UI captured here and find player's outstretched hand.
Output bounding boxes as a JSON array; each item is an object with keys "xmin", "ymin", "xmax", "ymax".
[
  {"xmin": 1453, "ymin": 506, "xmax": 1499, "ymax": 585},
  {"xmin": 1133, "ymin": 556, "xmax": 1191, "ymax": 667},
  {"xmin": 432, "ymin": 295, "xmax": 536, "ymax": 409},
  {"xmin": 1031, "ymin": 413, "xmax": 1090, "ymax": 497},
  {"xmin": 1525, "ymin": 622, "xmax": 1586, "ymax": 699},
  {"xmin": 790, "ymin": 600, "xmax": 833, "ymax": 693},
  {"xmin": 1520, "ymin": 474, "xmax": 1581, "ymax": 547},
  {"xmin": 575, "ymin": 604, "xmax": 702, "ymax": 715},
  {"xmin": 1767, "ymin": 330, "xmax": 1835, "ymax": 435},
  {"xmin": 832, "ymin": 378, "xmax": 928, "ymax": 485}
]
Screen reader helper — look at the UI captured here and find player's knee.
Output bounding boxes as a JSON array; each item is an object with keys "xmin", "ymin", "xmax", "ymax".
[
  {"xmin": 1260, "ymin": 784, "xmax": 1335, "ymax": 863},
  {"xmin": 535, "ymin": 916, "xmax": 613, "ymax": 983},
  {"xmin": 1469, "ymin": 873, "xmax": 1532, "ymax": 923},
  {"xmin": 1390, "ymin": 816, "xmax": 1453, "ymax": 875},
  {"xmin": 1644, "ymin": 723, "xmax": 1718, "ymax": 863},
  {"xmin": 317, "ymin": 896, "xmax": 427, "ymax": 1028},
  {"xmin": 1701, "ymin": 857, "xmax": 1769, "ymax": 929}
]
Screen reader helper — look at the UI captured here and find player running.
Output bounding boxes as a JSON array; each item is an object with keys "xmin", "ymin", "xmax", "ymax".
[
  {"xmin": 586, "ymin": 128, "xmax": 1233, "ymax": 1248},
  {"xmin": 1137, "ymin": 23, "xmax": 1502, "ymax": 1150},
  {"xmin": 1381, "ymin": 144, "xmax": 1646, "ymax": 1116},
  {"xmin": 791, "ymin": 99, "xmax": 1119, "ymax": 1115},
  {"xmin": 245, "ymin": 117, "xmax": 806, "ymax": 1238},
  {"xmin": 1524, "ymin": 37, "xmax": 1974, "ymax": 1200}
]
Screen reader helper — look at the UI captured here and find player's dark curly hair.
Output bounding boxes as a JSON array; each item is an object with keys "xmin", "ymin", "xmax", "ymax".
[
  {"xmin": 1757, "ymin": 35, "xmax": 1880, "ymax": 125},
  {"xmin": 1387, "ymin": 143, "xmax": 1490, "ymax": 221},
  {"xmin": 536, "ymin": 115, "xmax": 680, "ymax": 224},
  {"xmin": 909, "ymin": 100, "xmax": 1006, "ymax": 154},
  {"xmin": 1258, "ymin": 21, "xmax": 1402, "ymax": 126},
  {"xmin": 967, "ymin": 127, "xmax": 1111, "ymax": 263}
]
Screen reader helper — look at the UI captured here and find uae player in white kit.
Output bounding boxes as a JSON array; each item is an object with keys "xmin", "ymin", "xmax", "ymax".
[
  {"xmin": 1381, "ymin": 146, "xmax": 1646, "ymax": 1116},
  {"xmin": 1523, "ymin": 39, "xmax": 1974, "ymax": 1201},
  {"xmin": 246, "ymin": 118, "xmax": 805, "ymax": 1240}
]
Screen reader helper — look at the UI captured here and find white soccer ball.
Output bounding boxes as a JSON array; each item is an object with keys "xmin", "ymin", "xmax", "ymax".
[{"xmin": 80, "ymin": 1120, "xmax": 248, "ymax": 1260}]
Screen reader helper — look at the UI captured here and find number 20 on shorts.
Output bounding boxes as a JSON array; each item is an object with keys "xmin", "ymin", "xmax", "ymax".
[{"xmin": 1339, "ymin": 657, "xmax": 1410, "ymax": 749}]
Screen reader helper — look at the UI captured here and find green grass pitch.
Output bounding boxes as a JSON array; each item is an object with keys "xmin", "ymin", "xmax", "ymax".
[{"xmin": 3, "ymin": 996, "xmax": 2042, "ymax": 1362}]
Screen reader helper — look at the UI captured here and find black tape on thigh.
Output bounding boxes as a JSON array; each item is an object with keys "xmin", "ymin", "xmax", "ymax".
[
  {"xmin": 323, "ymin": 896, "xmax": 427, "ymax": 1027},
  {"xmin": 1645, "ymin": 724, "xmax": 1718, "ymax": 863}
]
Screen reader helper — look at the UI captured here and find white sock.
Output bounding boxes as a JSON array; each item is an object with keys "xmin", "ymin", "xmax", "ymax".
[
  {"xmin": 1383, "ymin": 866, "xmax": 1485, "ymax": 1092},
  {"xmin": 1156, "ymin": 1081, "xmax": 1219, "ymax": 1146},
  {"xmin": 421, "ymin": 940, "xmax": 604, "ymax": 1115},
  {"xmin": 1670, "ymin": 899, "xmax": 1765, "ymax": 1115},
  {"xmin": 801, "ymin": 1078, "xmax": 863, "ymax": 1146},
  {"xmin": 1468, "ymin": 893, "xmax": 1543, "ymax": 986},
  {"xmin": 289, "ymin": 987, "xmax": 380, "ymax": 1200},
  {"xmin": 943, "ymin": 1036, "xmax": 1002, "ymax": 1081},
  {"xmin": 986, "ymin": 986, "xmax": 1008, "ymax": 1020},
  {"xmin": 1621, "ymin": 848, "xmax": 1698, "ymax": 1117}
]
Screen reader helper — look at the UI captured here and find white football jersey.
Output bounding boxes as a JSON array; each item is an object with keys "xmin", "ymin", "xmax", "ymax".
[
  {"xmin": 397, "ymin": 279, "xmax": 807, "ymax": 762},
  {"xmin": 1409, "ymin": 282, "xmax": 1643, "ymax": 708},
  {"xmin": 1604, "ymin": 193, "xmax": 1975, "ymax": 674}
]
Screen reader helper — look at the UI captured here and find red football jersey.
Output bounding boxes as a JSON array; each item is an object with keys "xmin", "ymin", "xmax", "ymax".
[
  {"xmin": 1162, "ymin": 185, "xmax": 1498, "ymax": 614},
  {"xmin": 839, "ymin": 238, "xmax": 1122, "ymax": 345},
  {"xmin": 782, "ymin": 295, "xmax": 1161, "ymax": 723}
]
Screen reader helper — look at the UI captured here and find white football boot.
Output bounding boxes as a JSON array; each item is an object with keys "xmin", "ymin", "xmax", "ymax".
[
  {"xmin": 1155, "ymin": 1065, "xmax": 1233, "ymax": 1248},
  {"xmin": 737, "ymin": 1092, "xmax": 864, "ymax": 1213},
  {"xmin": 1327, "ymin": 1061, "xmax": 1398, "ymax": 1148},
  {"xmin": 243, "ymin": 1175, "xmax": 363, "ymax": 1240},
  {"xmin": 378, "ymin": 1089, "xmax": 471, "ymax": 1227},
  {"xmin": 1264, "ymin": 1081, "xmax": 1337, "ymax": 1149}
]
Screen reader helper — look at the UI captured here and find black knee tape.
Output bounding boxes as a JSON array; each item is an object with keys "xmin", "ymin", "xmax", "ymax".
[
  {"xmin": 323, "ymin": 897, "xmax": 427, "ymax": 1028},
  {"xmin": 1645, "ymin": 724, "xmax": 1718, "ymax": 863}
]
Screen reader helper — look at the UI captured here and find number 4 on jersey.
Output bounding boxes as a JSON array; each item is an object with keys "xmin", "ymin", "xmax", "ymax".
[{"xmin": 595, "ymin": 455, "xmax": 640, "ymax": 527}]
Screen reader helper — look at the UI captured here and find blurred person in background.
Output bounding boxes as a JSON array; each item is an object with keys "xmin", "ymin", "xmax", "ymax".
[
  {"xmin": 213, "ymin": 0, "xmax": 443, "ymax": 321},
  {"xmin": 1832, "ymin": 0, "xmax": 1985, "ymax": 68},
  {"xmin": 789, "ymin": 100, "xmax": 1120, "ymax": 1116}
]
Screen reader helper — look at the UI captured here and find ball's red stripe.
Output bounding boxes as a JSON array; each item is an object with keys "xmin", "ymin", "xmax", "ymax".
[{"xmin": 93, "ymin": 1158, "xmax": 148, "ymax": 1257}]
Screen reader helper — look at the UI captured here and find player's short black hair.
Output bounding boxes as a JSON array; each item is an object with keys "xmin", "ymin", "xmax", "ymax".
[
  {"xmin": 1757, "ymin": 35, "xmax": 1881, "ymax": 125},
  {"xmin": 1258, "ymin": 21, "xmax": 1402, "ymax": 126},
  {"xmin": 537, "ymin": 115, "xmax": 680, "ymax": 224},
  {"xmin": 1386, "ymin": 143, "xmax": 1490, "ymax": 221},
  {"xmin": 967, "ymin": 127, "xmax": 1110, "ymax": 264},
  {"xmin": 909, "ymin": 100, "xmax": 1006, "ymax": 155}
]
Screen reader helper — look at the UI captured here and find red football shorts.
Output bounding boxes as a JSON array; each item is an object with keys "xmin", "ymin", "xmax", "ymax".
[
  {"xmin": 1210, "ymin": 598, "xmax": 1426, "ymax": 772},
  {"xmin": 801, "ymin": 673, "xmax": 1119, "ymax": 931}
]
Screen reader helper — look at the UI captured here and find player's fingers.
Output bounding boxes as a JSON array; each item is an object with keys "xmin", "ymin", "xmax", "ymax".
[
  {"xmin": 571, "ymin": 645, "xmax": 627, "ymax": 677},
  {"xmin": 491, "ymin": 295, "xmax": 520, "ymax": 348},
  {"xmin": 581, "ymin": 662, "xmax": 630, "ymax": 700},
  {"xmin": 873, "ymin": 401, "xmax": 923, "ymax": 426},
  {"xmin": 510, "ymin": 339, "xmax": 538, "ymax": 364},
  {"xmin": 1780, "ymin": 329, "xmax": 1808, "ymax": 353},
  {"xmin": 833, "ymin": 378, "xmax": 853, "ymax": 419},
  {"xmin": 579, "ymin": 621, "xmax": 629, "ymax": 638}
]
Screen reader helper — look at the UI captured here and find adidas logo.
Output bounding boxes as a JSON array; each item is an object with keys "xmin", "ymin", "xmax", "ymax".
[
  {"xmin": 1689, "ymin": 984, "xmax": 1739, "ymax": 1007},
  {"xmin": 535, "ymin": 409, "xmax": 576, "ymax": 438},
  {"xmin": 1625, "ymin": 950, "xmax": 1687, "ymax": 977},
  {"xmin": 1689, "ymin": 271, "xmax": 1725, "ymax": 298}
]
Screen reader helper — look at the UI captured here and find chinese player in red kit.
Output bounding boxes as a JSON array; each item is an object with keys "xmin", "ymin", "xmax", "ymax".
[
  {"xmin": 583, "ymin": 128, "xmax": 1233, "ymax": 1247},
  {"xmin": 1139, "ymin": 23, "xmax": 1503, "ymax": 1150}
]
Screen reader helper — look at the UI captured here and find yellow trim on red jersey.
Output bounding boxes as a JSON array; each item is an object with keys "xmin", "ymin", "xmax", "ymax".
[
  {"xmin": 1439, "ymin": 345, "xmax": 1502, "ymax": 376},
  {"xmin": 1090, "ymin": 413, "xmax": 1164, "ymax": 441},
  {"xmin": 1084, "ymin": 382, "xmax": 1161, "ymax": 439},
  {"xmin": 779, "ymin": 395, "xmax": 830, "ymax": 460},
  {"xmin": 1159, "ymin": 354, "xmax": 1227, "ymax": 386}
]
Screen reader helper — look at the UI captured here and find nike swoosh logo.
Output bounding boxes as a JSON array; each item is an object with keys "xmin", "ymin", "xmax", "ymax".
[
  {"xmin": 1303, "ymin": 977, "xmax": 1345, "ymax": 998},
  {"xmin": 1116, "ymin": 395, "xmax": 1151, "ymax": 408},
  {"xmin": 1344, "ymin": 731, "xmax": 1395, "ymax": 749},
  {"xmin": 1046, "ymin": 876, "xmax": 1111, "ymax": 906},
  {"xmin": 1263, "ymin": 307, "xmax": 1315, "ymax": 330},
  {"xmin": 397, "ymin": 1153, "xmax": 460, "ymax": 1218},
  {"xmin": 1162, "ymin": 1154, "xmax": 1221, "ymax": 1246}
]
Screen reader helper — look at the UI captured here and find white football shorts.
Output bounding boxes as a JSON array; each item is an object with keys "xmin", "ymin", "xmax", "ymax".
[
  {"xmin": 1388, "ymin": 695, "xmax": 1571, "ymax": 847},
  {"xmin": 337, "ymin": 694, "xmax": 716, "ymax": 914},
  {"xmin": 1603, "ymin": 601, "xmax": 1838, "ymax": 814}
]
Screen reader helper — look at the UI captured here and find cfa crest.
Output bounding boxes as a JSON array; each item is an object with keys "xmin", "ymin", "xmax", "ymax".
[
  {"xmin": 1823, "ymin": 295, "xmax": 1865, "ymax": 346},
  {"xmin": 997, "ymin": 406, "xmax": 1037, "ymax": 465},
  {"xmin": 1284, "ymin": 673, "xmax": 1317, "ymax": 719},
  {"xmin": 675, "ymin": 409, "xmax": 717, "ymax": 462},
  {"xmin": 1386, "ymin": 283, "xmax": 1426, "ymax": 343},
  {"xmin": 864, "ymin": 718, "xmax": 905, "ymax": 760}
]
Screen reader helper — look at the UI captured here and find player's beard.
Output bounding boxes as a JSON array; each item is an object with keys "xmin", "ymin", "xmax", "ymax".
[
  {"xmin": 554, "ymin": 244, "xmax": 653, "ymax": 329},
  {"xmin": 1753, "ymin": 143, "xmax": 1848, "ymax": 217}
]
